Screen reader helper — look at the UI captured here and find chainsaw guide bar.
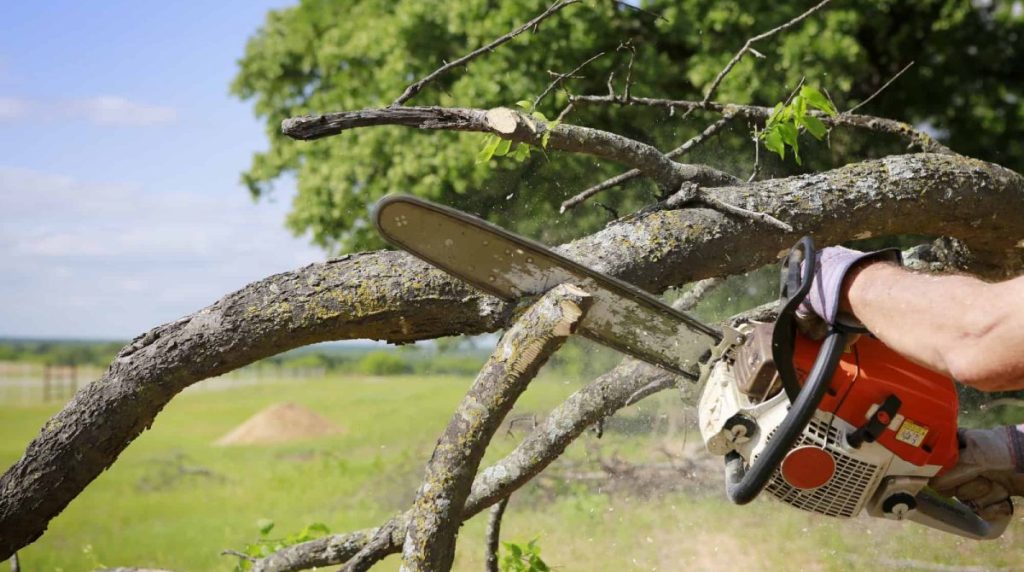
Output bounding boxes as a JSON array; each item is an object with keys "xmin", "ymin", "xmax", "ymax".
[{"xmin": 374, "ymin": 195, "xmax": 722, "ymax": 379}]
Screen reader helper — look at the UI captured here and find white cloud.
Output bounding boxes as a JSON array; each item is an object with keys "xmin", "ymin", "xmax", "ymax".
[
  {"xmin": 0, "ymin": 96, "xmax": 29, "ymax": 120},
  {"xmin": 0, "ymin": 167, "xmax": 323, "ymax": 338},
  {"xmin": 68, "ymin": 96, "xmax": 177, "ymax": 127},
  {"xmin": 0, "ymin": 95, "xmax": 177, "ymax": 127}
]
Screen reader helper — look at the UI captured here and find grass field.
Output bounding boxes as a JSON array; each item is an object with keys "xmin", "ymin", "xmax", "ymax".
[{"xmin": 1, "ymin": 373, "xmax": 1021, "ymax": 571}]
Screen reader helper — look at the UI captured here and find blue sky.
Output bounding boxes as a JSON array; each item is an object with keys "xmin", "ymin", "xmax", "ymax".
[{"xmin": 0, "ymin": 0, "xmax": 328, "ymax": 339}]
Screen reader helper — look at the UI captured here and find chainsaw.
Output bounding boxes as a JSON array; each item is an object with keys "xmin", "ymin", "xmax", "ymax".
[{"xmin": 374, "ymin": 194, "xmax": 1008, "ymax": 540}]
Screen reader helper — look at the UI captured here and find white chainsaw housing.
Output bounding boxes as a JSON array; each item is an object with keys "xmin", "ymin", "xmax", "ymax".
[{"xmin": 698, "ymin": 358, "xmax": 943, "ymax": 520}]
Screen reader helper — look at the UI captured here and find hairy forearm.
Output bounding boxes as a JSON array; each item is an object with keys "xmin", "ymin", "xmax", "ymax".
[{"xmin": 844, "ymin": 263, "xmax": 1024, "ymax": 391}]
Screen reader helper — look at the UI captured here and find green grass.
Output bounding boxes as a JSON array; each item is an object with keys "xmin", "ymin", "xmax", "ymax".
[{"xmin": 1, "ymin": 374, "xmax": 1021, "ymax": 571}]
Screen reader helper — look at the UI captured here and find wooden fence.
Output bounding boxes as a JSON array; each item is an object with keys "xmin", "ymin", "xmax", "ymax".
[{"xmin": 0, "ymin": 362, "xmax": 328, "ymax": 405}]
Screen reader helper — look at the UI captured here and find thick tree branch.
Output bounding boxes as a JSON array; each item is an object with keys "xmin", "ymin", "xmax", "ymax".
[
  {"xmin": 401, "ymin": 284, "xmax": 591, "ymax": 571},
  {"xmin": 0, "ymin": 253, "xmax": 513, "ymax": 560},
  {"xmin": 391, "ymin": 0, "xmax": 581, "ymax": 107},
  {"xmin": 282, "ymin": 106, "xmax": 739, "ymax": 190},
  {"xmin": 3, "ymin": 154, "xmax": 1023, "ymax": 560},
  {"xmin": 570, "ymin": 95, "xmax": 954, "ymax": 154}
]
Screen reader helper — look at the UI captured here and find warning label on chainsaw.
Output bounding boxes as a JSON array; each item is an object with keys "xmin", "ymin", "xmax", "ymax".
[{"xmin": 895, "ymin": 419, "xmax": 929, "ymax": 447}]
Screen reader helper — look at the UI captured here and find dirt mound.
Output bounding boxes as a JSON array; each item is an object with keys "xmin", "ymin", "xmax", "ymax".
[{"xmin": 215, "ymin": 402, "xmax": 344, "ymax": 446}]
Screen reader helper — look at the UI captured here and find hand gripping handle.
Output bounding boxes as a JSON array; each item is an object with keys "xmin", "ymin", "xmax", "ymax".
[{"xmin": 724, "ymin": 237, "xmax": 849, "ymax": 504}]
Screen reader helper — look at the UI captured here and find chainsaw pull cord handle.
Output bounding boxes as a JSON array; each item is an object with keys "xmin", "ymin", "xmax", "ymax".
[{"xmin": 724, "ymin": 237, "xmax": 849, "ymax": 505}]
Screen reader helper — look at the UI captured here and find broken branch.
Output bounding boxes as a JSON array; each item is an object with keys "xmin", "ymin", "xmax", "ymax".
[
  {"xmin": 283, "ymin": 105, "xmax": 739, "ymax": 190},
  {"xmin": 400, "ymin": 284, "xmax": 592, "ymax": 572}
]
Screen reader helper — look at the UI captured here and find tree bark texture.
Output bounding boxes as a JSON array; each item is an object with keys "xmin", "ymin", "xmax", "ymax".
[
  {"xmin": 1, "ymin": 153, "xmax": 1023, "ymax": 560},
  {"xmin": 401, "ymin": 284, "xmax": 592, "ymax": 572}
]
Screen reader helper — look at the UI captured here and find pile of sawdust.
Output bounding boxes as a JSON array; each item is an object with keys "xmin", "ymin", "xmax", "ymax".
[{"xmin": 215, "ymin": 402, "xmax": 344, "ymax": 446}]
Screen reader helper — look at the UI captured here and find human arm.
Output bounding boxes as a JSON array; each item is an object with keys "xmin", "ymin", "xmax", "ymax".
[{"xmin": 842, "ymin": 262, "xmax": 1024, "ymax": 391}]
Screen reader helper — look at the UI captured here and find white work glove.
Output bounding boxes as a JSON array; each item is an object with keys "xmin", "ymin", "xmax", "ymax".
[{"xmin": 930, "ymin": 425, "xmax": 1024, "ymax": 525}]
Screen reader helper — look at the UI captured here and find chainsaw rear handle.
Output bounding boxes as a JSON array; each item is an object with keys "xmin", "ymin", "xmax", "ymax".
[{"xmin": 724, "ymin": 237, "xmax": 849, "ymax": 505}]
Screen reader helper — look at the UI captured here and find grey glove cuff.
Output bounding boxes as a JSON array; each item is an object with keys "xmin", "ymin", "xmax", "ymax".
[
  {"xmin": 802, "ymin": 245, "xmax": 902, "ymax": 329},
  {"xmin": 1009, "ymin": 423, "xmax": 1024, "ymax": 473}
]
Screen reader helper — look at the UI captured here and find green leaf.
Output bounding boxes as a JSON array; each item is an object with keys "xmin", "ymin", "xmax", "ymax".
[
  {"xmin": 801, "ymin": 115, "xmax": 828, "ymax": 139},
  {"xmin": 493, "ymin": 138, "xmax": 513, "ymax": 157},
  {"xmin": 800, "ymin": 85, "xmax": 837, "ymax": 116},
  {"xmin": 763, "ymin": 126, "xmax": 785, "ymax": 160},
  {"xmin": 530, "ymin": 110, "xmax": 549, "ymax": 123},
  {"xmin": 507, "ymin": 542, "xmax": 522, "ymax": 558},
  {"xmin": 477, "ymin": 135, "xmax": 501, "ymax": 163},
  {"xmin": 512, "ymin": 143, "xmax": 531, "ymax": 162},
  {"xmin": 778, "ymin": 122, "xmax": 801, "ymax": 164},
  {"xmin": 305, "ymin": 522, "xmax": 330, "ymax": 536},
  {"xmin": 515, "ymin": 100, "xmax": 533, "ymax": 111},
  {"xmin": 257, "ymin": 519, "xmax": 275, "ymax": 536},
  {"xmin": 794, "ymin": 94, "xmax": 807, "ymax": 118},
  {"xmin": 765, "ymin": 102, "xmax": 784, "ymax": 128}
]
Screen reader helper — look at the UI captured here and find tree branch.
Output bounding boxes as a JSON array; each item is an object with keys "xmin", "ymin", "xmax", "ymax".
[
  {"xmin": 3, "ymin": 154, "xmax": 1023, "ymax": 561},
  {"xmin": 693, "ymin": 188, "xmax": 794, "ymax": 232},
  {"xmin": 569, "ymin": 94, "xmax": 954, "ymax": 154},
  {"xmin": 675, "ymin": 277, "xmax": 725, "ymax": 312},
  {"xmin": 702, "ymin": 0, "xmax": 833, "ymax": 104},
  {"xmin": 534, "ymin": 51, "xmax": 606, "ymax": 109},
  {"xmin": 560, "ymin": 114, "xmax": 736, "ymax": 212},
  {"xmin": 390, "ymin": 0, "xmax": 582, "ymax": 107},
  {"xmin": 401, "ymin": 284, "xmax": 592, "ymax": 572},
  {"xmin": 340, "ymin": 518, "xmax": 404, "ymax": 572},
  {"xmin": 484, "ymin": 497, "xmax": 509, "ymax": 572},
  {"xmin": 282, "ymin": 105, "xmax": 739, "ymax": 190},
  {"xmin": 846, "ymin": 61, "xmax": 914, "ymax": 115}
]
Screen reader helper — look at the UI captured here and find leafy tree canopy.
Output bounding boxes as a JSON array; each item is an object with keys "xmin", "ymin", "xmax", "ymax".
[{"xmin": 233, "ymin": 0, "xmax": 1023, "ymax": 253}]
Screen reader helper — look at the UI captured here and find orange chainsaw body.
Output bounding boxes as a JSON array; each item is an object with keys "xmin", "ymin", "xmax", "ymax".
[{"xmin": 793, "ymin": 334, "xmax": 960, "ymax": 473}]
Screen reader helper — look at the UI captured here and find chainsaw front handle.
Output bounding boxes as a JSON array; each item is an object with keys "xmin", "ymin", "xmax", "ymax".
[{"xmin": 723, "ymin": 237, "xmax": 849, "ymax": 505}]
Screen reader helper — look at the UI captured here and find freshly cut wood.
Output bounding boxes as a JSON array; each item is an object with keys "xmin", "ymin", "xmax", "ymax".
[{"xmin": 215, "ymin": 402, "xmax": 343, "ymax": 446}]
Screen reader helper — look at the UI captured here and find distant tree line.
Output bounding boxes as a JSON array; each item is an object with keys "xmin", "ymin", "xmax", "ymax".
[{"xmin": 0, "ymin": 338, "xmax": 619, "ymax": 382}]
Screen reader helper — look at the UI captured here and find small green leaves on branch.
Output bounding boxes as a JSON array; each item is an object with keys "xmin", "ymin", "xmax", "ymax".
[
  {"xmin": 231, "ymin": 520, "xmax": 331, "ymax": 571},
  {"xmin": 501, "ymin": 539, "xmax": 550, "ymax": 572},
  {"xmin": 759, "ymin": 85, "xmax": 837, "ymax": 164},
  {"xmin": 477, "ymin": 101, "xmax": 560, "ymax": 164}
]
